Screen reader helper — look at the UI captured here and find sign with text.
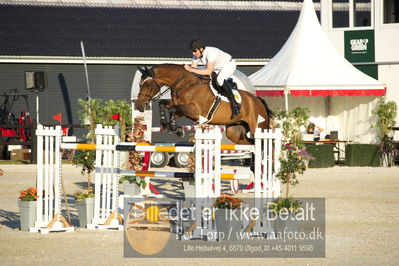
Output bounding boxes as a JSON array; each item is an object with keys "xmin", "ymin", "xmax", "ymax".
[{"xmin": 344, "ymin": 30, "xmax": 377, "ymax": 79}]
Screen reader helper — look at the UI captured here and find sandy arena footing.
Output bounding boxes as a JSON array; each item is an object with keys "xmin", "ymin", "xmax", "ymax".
[{"xmin": 0, "ymin": 164, "xmax": 398, "ymax": 265}]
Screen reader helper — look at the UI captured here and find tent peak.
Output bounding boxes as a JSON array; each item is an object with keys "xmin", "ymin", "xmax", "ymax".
[{"xmin": 250, "ymin": 0, "xmax": 385, "ymax": 97}]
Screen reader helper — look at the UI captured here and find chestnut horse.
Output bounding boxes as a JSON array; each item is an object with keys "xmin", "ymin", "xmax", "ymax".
[{"xmin": 136, "ymin": 64, "xmax": 272, "ymax": 145}]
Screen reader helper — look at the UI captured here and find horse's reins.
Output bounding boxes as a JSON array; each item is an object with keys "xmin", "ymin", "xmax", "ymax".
[
  {"xmin": 137, "ymin": 76, "xmax": 162, "ymax": 101},
  {"xmin": 139, "ymin": 69, "xmax": 210, "ymax": 101}
]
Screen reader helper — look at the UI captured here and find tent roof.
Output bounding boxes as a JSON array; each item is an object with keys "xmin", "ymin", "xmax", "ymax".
[{"xmin": 249, "ymin": 0, "xmax": 386, "ymax": 97}]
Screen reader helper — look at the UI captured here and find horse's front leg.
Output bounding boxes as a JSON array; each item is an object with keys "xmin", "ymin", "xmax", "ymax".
[
  {"xmin": 169, "ymin": 106, "xmax": 178, "ymax": 132},
  {"xmin": 159, "ymin": 100, "xmax": 172, "ymax": 130}
]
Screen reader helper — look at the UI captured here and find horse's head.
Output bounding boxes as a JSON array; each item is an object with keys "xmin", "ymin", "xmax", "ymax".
[{"xmin": 135, "ymin": 66, "xmax": 160, "ymax": 112}]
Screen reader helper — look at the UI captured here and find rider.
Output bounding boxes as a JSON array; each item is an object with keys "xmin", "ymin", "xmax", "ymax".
[{"xmin": 184, "ymin": 39, "xmax": 241, "ymax": 119}]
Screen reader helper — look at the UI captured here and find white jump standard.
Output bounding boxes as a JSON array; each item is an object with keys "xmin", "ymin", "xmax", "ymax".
[
  {"xmin": 32, "ymin": 125, "xmax": 74, "ymax": 234},
  {"xmin": 34, "ymin": 124, "xmax": 282, "ymax": 239}
]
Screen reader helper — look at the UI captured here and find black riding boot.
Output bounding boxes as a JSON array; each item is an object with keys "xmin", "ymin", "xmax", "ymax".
[{"xmin": 222, "ymin": 80, "xmax": 241, "ymax": 119}]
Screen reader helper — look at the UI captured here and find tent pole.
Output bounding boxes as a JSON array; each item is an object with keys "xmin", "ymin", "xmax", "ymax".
[{"xmin": 284, "ymin": 89, "xmax": 289, "ymax": 112}]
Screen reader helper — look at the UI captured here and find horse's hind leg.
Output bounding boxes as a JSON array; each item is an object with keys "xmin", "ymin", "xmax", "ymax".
[{"xmin": 225, "ymin": 125, "xmax": 251, "ymax": 145}]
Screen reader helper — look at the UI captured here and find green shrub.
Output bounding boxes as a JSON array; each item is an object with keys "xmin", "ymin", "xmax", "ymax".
[
  {"xmin": 72, "ymin": 150, "xmax": 96, "ymax": 191},
  {"xmin": 78, "ymin": 98, "xmax": 132, "ymax": 142},
  {"xmin": 305, "ymin": 144, "xmax": 335, "ymax": 168},
  {"xmin": 345, "ymin": 144, "xmax": 380, "ymax": 167},
  {"xmin": 371, "ymin": 98, "xmax": 398, "ymax": 167}
]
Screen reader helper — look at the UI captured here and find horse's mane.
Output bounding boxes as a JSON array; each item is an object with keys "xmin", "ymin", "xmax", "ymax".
[
  {"xmin": 154, "ymin": 63, "xmax": 184, "ymax": 71},
  {"xmin": 154, "ymin": 63, "xmax": 184, "ymax": 70},
  {"xmin": 154, "ymin": 64, "xmax": 210, "ymax": 80}
]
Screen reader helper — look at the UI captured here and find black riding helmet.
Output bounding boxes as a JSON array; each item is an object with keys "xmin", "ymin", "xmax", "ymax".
[{"xmin": 189, "ymin": 39, "xmax": 205, "ymax": 52}]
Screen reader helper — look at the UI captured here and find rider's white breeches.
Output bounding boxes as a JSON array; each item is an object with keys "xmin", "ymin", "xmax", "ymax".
[{"xmin": 216, "ymin": 59, "xmax": 237, "ymax": 86}]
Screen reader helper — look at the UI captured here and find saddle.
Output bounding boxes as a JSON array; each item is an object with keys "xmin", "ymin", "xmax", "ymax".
[
  {"xmin": 211, "ymin": 72, "xmax": 238, "ymax": 97},
  {"xmin": 204, "ymin": 72, "xmax": 241, "ymax": 122}
]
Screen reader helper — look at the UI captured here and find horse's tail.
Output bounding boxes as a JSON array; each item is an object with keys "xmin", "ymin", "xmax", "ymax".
[{"xmin": 257, "ymin": 97, "xmax": 274, "ymax": 118}]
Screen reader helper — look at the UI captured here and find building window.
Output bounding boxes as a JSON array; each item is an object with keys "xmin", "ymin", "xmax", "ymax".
[
  {"xmin": 332, "ymin": 0, "xmax": 372, "ymax": 28},
  {"xmin": 333, "ymin": 0, "xmax": 350, "ymax": 28},
  {"xmin": 355, "ymin": 0, "xmax": 371, "ymax": 26},
  {"xmin": 384, "ymin": 0, "xmax": 399, "ymax": 23}
]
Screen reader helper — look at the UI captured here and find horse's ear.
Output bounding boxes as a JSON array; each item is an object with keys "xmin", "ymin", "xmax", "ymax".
[{"xmin": 137, "ymin": 66, "xmax": 145, "ymax": 74}]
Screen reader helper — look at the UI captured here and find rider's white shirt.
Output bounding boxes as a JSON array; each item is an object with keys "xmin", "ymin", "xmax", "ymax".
[{"xmin": 192, "ymin": 46, "xmax": 232, "ymax": 72}]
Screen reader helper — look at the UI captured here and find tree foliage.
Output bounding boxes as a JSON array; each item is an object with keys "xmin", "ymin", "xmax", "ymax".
[
  {"xmin": 274, "ymin": 107, "xmax": 310, "ymax": 198},
  {"xmin": 78, "ymin": 98, "xmax": 132, "ymax": 142},
  {"xmin": 372, "ymin": 98, "xmax": 398, "ymax": 166}
]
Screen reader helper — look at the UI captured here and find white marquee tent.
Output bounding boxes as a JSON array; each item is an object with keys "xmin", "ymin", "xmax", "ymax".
[{"xmin": 249, "ymin": 0, "xmax": 386, "ymax": 143}]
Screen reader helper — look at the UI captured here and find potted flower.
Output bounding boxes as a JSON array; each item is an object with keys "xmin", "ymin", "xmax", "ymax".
[
  {"xmin": 272, "ymin": 108, "xmax": 312, "ymax": 234},
  {"xmin": 72, "ymin": 150, "xmax": 96, "ymax": 227},
  {"xmin": 274, "ymin": 107, "xmax": 312, "ymax": 196},
  {"xmin": 277, "ymin": 143, "xmax": 307, "ymax": 198},
  {"xmin": 268, "ymin": 197, "xmax": 301, "ymax": 233},
  {"xmin": 18, "ymin": 187, "xmax": 38, "ymax": 231},
  {"xmin": 119, "ymin": 176, "xmax": 147, "ymax": 196},
  {"xmin": 72, "ymin": 150, "xmax": 95, "ymax": 191},
  {"xmin": 213, "ymin": 194, "xmax": 245, "ymax": 241},
  {"xmin": 74, "ymin": 188, "xmax": 94, "ymax": 228}
]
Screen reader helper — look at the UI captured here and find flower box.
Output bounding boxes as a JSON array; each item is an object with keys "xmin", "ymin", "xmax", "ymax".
[
  {"xmin": 75, "ymin": 197, "xmax": 94, "ymax": 228},
  {"xmin": 18, "ymin": 200, "xmax": 37, "ymax": 231},
  {"xmin": 273, "ymin": 213, "xmax": 298, "ymax": 234},
  {"xmin": 213, "ymin": 194, "xmax": 244, "ymax": 241},
  {"xmin": 123, "ymin": 180, "xmax": 141, "ymax": 196},
  {"xmin": 214, "ymin": 209, "xmax": 242, "ymax": 241},
  {"xmin": 183, "ymin": 181, "xmax": 195, "ymax": 200}
]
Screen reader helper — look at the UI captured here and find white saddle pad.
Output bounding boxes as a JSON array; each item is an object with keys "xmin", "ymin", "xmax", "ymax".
[{"xmin": 209, "ymin": 82, "xmax": 242, "ymax": 104}]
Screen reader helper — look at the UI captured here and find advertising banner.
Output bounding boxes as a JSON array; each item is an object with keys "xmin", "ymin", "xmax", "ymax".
[{"xmin": 344, "ymin": 30, "xmax": 378, "ymax": 79}]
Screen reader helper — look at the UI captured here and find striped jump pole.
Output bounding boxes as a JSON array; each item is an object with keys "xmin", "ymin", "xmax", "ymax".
[
  {"xmin": 61, "ymin": 142, "xmax": 194, "ymax": 152},
  {"xmin": 61, "ymin": 142, "xmax": 252, "ymax": 153},
  {"xmin": 151, "ymin": 125, "xmax": 227, "ymax": 133},
  {"xmin": 119, "ymin": 169, "xmax": 252, "ymax": 180},
  {"xmin": 220, "ymin": 144, "xmax": 254, "ymax": 152},
  {"xmin": 61, "ymin": 143, "xmax": 194, "ymax": 153},
  {"xmin": 221, "ymin": 150, "xmax": 251, "ymax": 154},
  {"xmin": 151, "ymin": 125, "xmax": 198, "ymax": 132}
]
